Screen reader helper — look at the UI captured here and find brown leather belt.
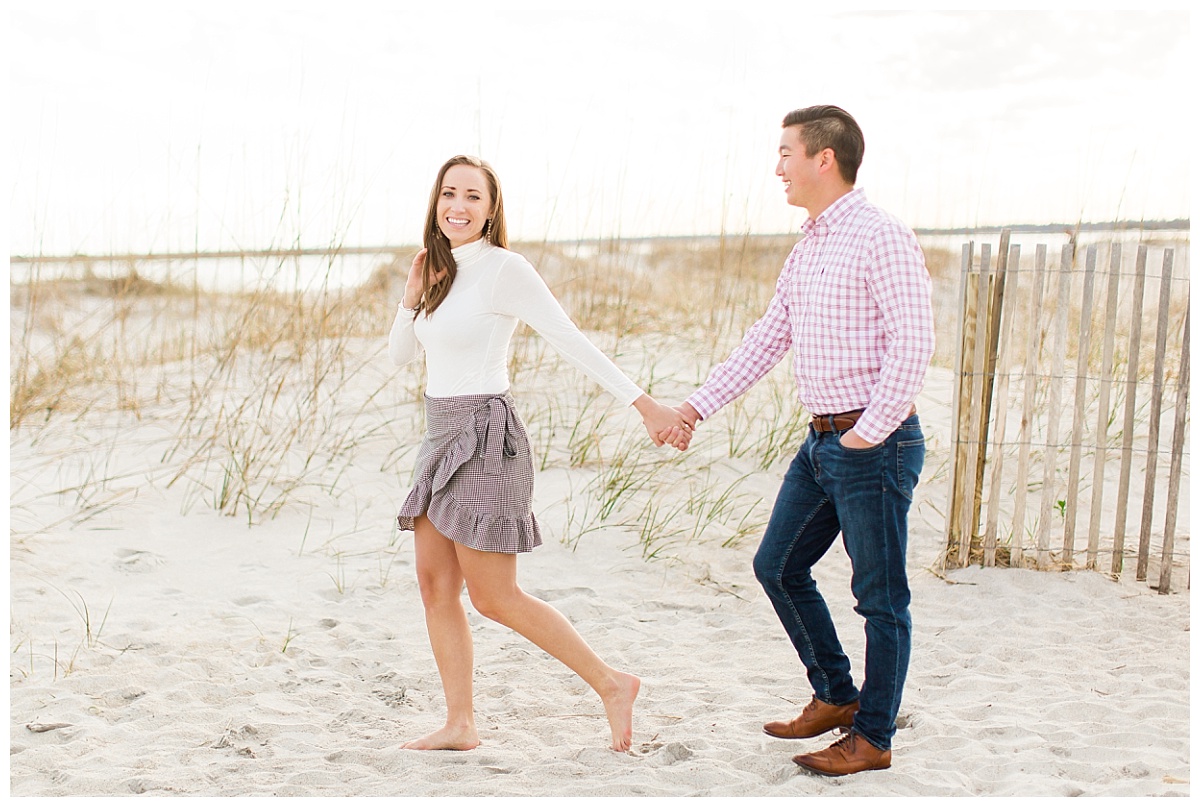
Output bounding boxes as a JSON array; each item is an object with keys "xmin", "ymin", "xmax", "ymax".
[
  {"xmin": 809, "ymin": 406, "xmax": 916, "ymax": 433},
  {"xmin": 810, "ymin": 409, "xmax": 865, "ymax": 433}
]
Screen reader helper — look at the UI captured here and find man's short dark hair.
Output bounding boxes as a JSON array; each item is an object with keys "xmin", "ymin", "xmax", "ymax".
[{"xmin": 782, "ymin": 105, "xmax": 864, "ymax": 185}]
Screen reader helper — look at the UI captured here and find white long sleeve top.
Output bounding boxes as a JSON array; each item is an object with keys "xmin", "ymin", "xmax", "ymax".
[{"xmin": 388, "ymin": 240, "xmax": 643, "ymax": 406}]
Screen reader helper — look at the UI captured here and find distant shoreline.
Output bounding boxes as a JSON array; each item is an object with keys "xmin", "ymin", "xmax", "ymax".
[
  {"xmin": 910, "ymin": 219, "xmax": 1190, "ymax": 236},
  {"xmin": 8, "ymin": 219, "xmax": 1189, "ymax": 265}
]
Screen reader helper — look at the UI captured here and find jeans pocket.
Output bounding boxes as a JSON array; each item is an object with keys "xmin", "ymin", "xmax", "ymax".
[
  {"xmin": 896, "ymin": 438, "xmax": 926, "ymax": 501},
  {"xmin": 835, "ymin": 435, "xmax": 885, "ymax": 455}
]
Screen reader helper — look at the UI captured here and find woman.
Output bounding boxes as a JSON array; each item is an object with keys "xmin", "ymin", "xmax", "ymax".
[{"xmin": 389, "ymin": 155, "xmax": 690, "ymax": 752}]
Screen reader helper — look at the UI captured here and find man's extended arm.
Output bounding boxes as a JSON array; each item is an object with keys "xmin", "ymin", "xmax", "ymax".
[{"xmin": 683, "ymin": 250, "xmax": 798, "ymax": 424}]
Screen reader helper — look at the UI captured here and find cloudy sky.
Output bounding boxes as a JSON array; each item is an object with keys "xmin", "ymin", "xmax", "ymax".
[{"xmin": 9, "ymin": 2, "xmax": 1192, "ymax": 256}]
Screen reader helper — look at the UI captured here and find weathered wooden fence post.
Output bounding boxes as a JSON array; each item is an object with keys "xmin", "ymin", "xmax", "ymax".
[
  {"xmin": 1010, "ymin": 244, "xmax": 1049, "ymax": 569},
  {"xmin": 1137, "ymin": 249, "xmax": 1175, "ymax": 581},
  {"xmin": 1086, "ymin": 244, "xmax": 1123, "ymax": 569},
  {"xmin": 1062, "ymin": 245, "xmax": 1098, "ymax": 565},
  {"xmin": 946, "ymin": 243, "xmax": 973, "ymax": 565},
  {"xmin": 985, "ymin": 243, "xmax": 1020, "ymax": 567},
  {"xmin": 1111, "ymin": 246, "xmax": 1149, "ymax": 576},
  {"xmin": 1158, "ymin": 308, "xmax": 1189, "ymax": 594},
  {"xmin": 1037, "ymin": 246, "xmax": 1074, "ymax": 568}
]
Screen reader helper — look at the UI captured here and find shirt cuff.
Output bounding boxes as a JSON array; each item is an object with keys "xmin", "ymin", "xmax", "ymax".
[
  {"xmin": 620, "ymin": 387, "xmax": 645, "ymax": 408},
  {"xmin": 684, "ymin": 390, "xmax": 721, "ymax": 422},
  {"xmin": 854, "ymin": 405, "xmax": 911, "ymax": 445}
]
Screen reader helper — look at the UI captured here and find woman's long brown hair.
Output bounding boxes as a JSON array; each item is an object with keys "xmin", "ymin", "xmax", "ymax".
[{"xmin": 417, "ymin": 155, "xmax": 509, "ymax": 317}]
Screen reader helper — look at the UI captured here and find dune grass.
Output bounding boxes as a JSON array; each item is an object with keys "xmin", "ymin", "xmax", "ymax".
[{"xmin": 9, "ymin": 236, "xmax": 958, "ymax": 554}]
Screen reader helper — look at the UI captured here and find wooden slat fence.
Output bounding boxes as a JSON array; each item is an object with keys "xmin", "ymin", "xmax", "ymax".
[{"xmin": 946, "ymin": 232, "xmax": 1190, "ymax": 592}]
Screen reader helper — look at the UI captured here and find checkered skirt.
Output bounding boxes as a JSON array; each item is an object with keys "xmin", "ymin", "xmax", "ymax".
[{"xmin": 397, "ymin": 392, "xmax": 542, "ymax": 553}]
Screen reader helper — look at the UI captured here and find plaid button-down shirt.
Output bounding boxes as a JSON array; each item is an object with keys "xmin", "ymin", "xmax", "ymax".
[{"xmin": 686, "ymin": 188, "xmax": 935, "ymax": 445}]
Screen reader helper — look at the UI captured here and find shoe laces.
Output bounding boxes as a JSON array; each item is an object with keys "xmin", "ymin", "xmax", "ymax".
[{"xmin": 829, "ymin": 727, "xmax": 859, "ymax": 754}]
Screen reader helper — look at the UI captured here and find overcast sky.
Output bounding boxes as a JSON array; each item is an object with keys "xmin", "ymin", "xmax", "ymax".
[{"xmin": 9, "ymin": 2, "xmax": 1192, "ymax": 256}]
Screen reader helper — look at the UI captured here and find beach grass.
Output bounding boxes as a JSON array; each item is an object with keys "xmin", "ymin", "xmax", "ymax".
[{"xmin": 8, "ymin": 233, "xmax": 1182, "ymax": 567}]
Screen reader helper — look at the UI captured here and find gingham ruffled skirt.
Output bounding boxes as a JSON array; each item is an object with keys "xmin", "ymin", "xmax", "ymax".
[{"xmin": 397, "ymin": 392, "xmax": 542, "ymax": 553}]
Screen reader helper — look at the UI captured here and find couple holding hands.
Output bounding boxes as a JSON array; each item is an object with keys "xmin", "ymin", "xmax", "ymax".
[{"xmin": 388, "ymin": 105, "xmax": 934, "ymax": 777}]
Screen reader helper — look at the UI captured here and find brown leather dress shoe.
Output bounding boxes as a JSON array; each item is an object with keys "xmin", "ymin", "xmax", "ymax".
[
  {"xmin": 762, "ymin": 696, "xmax": 859, "ymax": 739},
  {"xmin": 792, "ymin": 730, "xmax": 891, "ymax": 776}
]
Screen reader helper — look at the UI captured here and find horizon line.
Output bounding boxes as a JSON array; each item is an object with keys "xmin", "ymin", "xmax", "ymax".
[{"xmin": 9, "ymin": 218, "xmax": 1190, "ymax": 265}]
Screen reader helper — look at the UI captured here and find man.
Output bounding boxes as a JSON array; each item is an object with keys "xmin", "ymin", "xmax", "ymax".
[{"xmin": 671, "ymin": 105, "xmax": 934, "ymax": 775}]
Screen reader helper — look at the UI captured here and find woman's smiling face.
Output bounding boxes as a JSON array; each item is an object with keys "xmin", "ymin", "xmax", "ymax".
[{"xmin": 436, "ymin": 164, "xmax": 492, "ymax": 248}]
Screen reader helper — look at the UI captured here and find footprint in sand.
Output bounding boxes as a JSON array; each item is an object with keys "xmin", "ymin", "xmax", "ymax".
[
  {"xmin": 632, "ymin": 740, "xmax": 695, "ymax": 766},
  {"xmin": 527, "ymin": 586, "xmax": 596, "ymax": 601},
  {"xmin": 113, "ymin": 548, "xmax": 165, "ymax": 573}
]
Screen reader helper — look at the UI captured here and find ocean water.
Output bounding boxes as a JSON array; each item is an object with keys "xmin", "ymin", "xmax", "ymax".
[
  {"xmin": 8, "ymin": 229, "xmax": 1188, "ymax": 296},
  {"xmin": 8, "ymin": 249, "xmax": 406, "ymax": 294}
]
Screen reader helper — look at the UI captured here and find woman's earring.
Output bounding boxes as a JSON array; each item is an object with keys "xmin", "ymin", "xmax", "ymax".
[{"xmin": 484, "ymin": 219, "xmax": 492, "ymax": 242}]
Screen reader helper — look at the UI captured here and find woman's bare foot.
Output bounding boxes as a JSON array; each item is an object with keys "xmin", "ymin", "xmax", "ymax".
[
  {"xmin": 600, "ymin": 671, "xmax": 641, "ymax": 751},
  {"xmin": 401, "ymin": 723, "xmax": 480, "ymax": 751}
]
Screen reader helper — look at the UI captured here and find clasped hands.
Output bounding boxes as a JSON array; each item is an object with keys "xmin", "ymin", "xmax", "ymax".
[
  {"xmin": 638, "ymin": 401, "xmax": 875, "ymax": 452},
  {"xmin": 634, "ymin": 396, "xmax": 701, "ymax": 452}
]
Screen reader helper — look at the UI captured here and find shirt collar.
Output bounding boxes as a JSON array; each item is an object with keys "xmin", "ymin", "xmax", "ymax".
[
  {"xmin": 801, "ymin": 187, "xmax": 866, "ymax": 237},
  {"xmin": 451, "ymin": 238, "xmax": 489, "ymax": 267}
]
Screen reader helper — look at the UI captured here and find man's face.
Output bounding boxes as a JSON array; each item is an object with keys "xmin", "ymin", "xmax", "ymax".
[{"xmin": 776, "ymin": 125, "xmax": 822, "ymax": 210}]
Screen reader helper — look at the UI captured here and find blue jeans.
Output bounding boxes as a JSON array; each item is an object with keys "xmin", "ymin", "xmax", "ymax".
[{"xmin": 753, "ymin": 414, "xmax": 925, "ymax": 751}]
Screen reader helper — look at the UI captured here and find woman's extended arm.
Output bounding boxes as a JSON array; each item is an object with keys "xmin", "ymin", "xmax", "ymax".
[{"xmin": 492, "ymin": 254, "xmax": 690, "ymax": 449}]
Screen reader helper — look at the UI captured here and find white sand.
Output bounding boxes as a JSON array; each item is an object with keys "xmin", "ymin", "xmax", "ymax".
[{"xmin": 9, "ymin": 366, "xmax": 1190, "ymax": 797}]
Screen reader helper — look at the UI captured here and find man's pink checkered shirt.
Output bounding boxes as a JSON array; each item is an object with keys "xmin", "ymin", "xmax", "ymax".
[{"xmin": 686, "ymin": 188, "xmax": 935, "ymax": 446}]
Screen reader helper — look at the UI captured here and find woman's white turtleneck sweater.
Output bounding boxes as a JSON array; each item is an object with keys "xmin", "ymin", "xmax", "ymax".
[{"xmin": 388, "ymin": 240, "xmax": 643, "ymax": 406}]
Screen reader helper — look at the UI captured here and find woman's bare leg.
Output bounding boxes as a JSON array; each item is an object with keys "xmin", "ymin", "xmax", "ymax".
[
  {"xmin": 455, "ymin": 543, "xmax": 640, "ymax": 751},
  {"xmin": 402, "ymin": 515, "xmax": 480, "ymax": 750}
]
